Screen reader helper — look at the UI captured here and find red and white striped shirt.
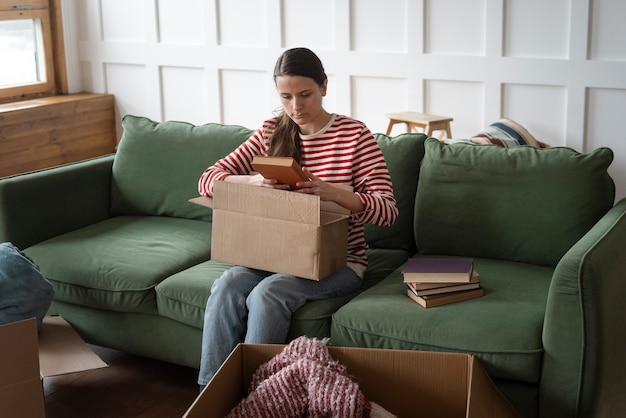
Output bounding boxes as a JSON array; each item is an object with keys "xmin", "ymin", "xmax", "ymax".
[{"xmin": 198, "ymin": 114, "xmax": 398, "ymax": 277}]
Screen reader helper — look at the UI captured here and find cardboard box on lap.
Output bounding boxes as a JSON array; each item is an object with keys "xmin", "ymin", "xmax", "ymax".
[
  {"xmin": 190, "ymin": 180, "xmax": 350, "ymax": 280},
  {"xmin": 0, "ymin": 316, "xmax": 107, "ymax": 418},
  {"xmin": 183, "ymin": 344, "xmax": 521, "ymax": 418}
]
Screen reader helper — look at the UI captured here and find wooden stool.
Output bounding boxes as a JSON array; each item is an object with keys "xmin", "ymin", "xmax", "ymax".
[{"xmin": 385, "ymin": 111, "xmax": 454, "ymax": 139}]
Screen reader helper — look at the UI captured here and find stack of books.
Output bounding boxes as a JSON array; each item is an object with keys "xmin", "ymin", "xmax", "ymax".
[{"xmin": 402, "ymin": 257, "xmax": 483, "ymax": 308}]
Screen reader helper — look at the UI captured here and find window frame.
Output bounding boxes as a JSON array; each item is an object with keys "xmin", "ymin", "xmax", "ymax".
[{"xmin": 0, "ymin": 0, "xmax": 65, "ymax": 102}]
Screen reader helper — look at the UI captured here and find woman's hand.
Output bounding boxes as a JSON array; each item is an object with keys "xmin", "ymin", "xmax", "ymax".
[
  {"xmin": 295, "ymin": 168, "xmax": 365, "ymax": 213},
  {"xmin": 294, "ymin": 169, "xmax": 338, "ymax": 200}
]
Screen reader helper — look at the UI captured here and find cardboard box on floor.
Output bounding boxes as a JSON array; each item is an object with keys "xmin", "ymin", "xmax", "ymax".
[
  {"xmin": 183, "ymin": 344, "xmax": 521, "ymax": 418},
  {"xmin": 190, "ymin": 180, "xmax": 351, "ymax": 280},
  {"xmin": 0, "ymin": 316, "xmax": 108, "ymax": 418}
]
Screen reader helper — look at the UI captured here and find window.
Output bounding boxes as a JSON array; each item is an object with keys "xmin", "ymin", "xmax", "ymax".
[{"xmin": 0, "ymin": 1, "xmax": 64, "ymax": 101}]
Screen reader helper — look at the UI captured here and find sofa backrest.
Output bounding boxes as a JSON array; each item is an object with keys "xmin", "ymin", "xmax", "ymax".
[
  {"xmin": 111, "ymin": 115, "xmax": 253, "ymax": 221},
  {"xmin": 364, "ymin": 133, "xmax": 426, "ymax": 251},
  {"xmin": 414, "ymin": 138, "xmax": 615, "ymax": 267}
]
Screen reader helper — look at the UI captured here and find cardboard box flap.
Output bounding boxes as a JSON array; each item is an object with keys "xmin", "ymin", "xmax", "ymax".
[
  {"xmin": 214, "ymin": 181, "xmax": 322, "ymax": 224},
  {"xmin": 190, "ymin": 182, "xmax": 353, "ymax": 219},
  {"xmin": 38, "ymin": 316, "xmax": 108, "ymax": 377},
  {"xmin": 466, "ymin": 356, "xmax": 522, "ymax": 418},
  {"xmin": 213, "ymin": 181, "xmax": 351, "ymax": 221},
  {"xmin": 189, "ymin": 196, "xmax": 213, "ymax": 209},
  {"xmin": 329, "ymin": 347, "xmax": 471, "ymax": 418}
]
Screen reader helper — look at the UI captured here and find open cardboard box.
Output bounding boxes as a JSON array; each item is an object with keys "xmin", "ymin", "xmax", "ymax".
[
  {"xmin": 190, "ymin": 180, "xmax": 351, "ymax": 280},
  {"xmin": 0, "ymin": 316, "xmax": 108, "ymax": 418},
  {"xmin": 184, "ymin": 343, "xmax": 521, "ymax": 418}
]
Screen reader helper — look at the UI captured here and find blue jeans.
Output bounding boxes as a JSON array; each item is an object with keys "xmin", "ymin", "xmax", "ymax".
[
  {"xmin": 197, "ymin": 265, "xmax": 361, "ymax": 385},
  {"xmin": 0, "ymin": 242, "xmax": 54, "ymax": 330}
]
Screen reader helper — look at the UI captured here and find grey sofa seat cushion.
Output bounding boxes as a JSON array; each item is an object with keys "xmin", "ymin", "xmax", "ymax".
[
  {"xmin": 25, "ymin": 216, "xmax": 212, "ymax": 314},
  {"xmin": 331, "ymin": 257, "xmax": 553, "ymax": 384}
]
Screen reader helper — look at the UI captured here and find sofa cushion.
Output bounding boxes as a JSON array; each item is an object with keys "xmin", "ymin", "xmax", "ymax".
[
  {"xmin": 156, "ymin": 260, "xmax": 233, "ymax": 328},
  {"xmin": 364, "ymin": 133, "xmax": 426, "ymax": 251},
  {"xmin": 157, "ymin": 248, "xmax": 413, "ymax": 338},
  {"xmin": 24, "ymin": 216, "xmax": 212, "ymax": 314},
  {"xmin": 331, "ymin": 257, "xmax": 553, "ymax": 383},
  {"xmin": 415, "ymin": 139, "xmax": 615, "ymax": 267},
  {"xmin": 111, "ymin": 115, "xmax": 252, "ymax": 221}
]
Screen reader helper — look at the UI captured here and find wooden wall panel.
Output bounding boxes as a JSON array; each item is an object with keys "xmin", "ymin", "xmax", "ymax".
[{"xmin": 0, "ymin": 93, "xmax": 116, "ymax": 177}]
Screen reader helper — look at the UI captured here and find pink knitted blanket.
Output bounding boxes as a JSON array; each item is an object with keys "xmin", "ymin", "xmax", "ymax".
[{"xmin": 226, "ymin": 337, "xmax": 372, "ymax": 418}]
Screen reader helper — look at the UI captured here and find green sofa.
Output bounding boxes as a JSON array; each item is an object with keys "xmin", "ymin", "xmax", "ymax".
[{"xmin": 1, "ymin": 115, "xmax": 625, "ymax": 418}]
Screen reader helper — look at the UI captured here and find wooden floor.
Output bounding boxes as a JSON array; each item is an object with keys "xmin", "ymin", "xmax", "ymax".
[{"xmin": 44, "ymin": 345, "xmax": 200, "ymax": 418}]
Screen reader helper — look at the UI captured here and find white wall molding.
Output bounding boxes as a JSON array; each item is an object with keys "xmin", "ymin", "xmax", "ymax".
[{"xmin": 66, "ymin": 0, "xmax": 626, "ymax": 200}]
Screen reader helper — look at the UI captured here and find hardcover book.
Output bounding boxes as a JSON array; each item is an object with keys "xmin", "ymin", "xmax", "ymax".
[
  {"xmin": 251, "ymin": 155, "xmax": 309, "ymax": 189},
  {"xmin": 408, "ymin": 270, "xmax": 480, "ymax": 291},
  {"xmin": 407, "ymin": 278, "xmax": 480, "ymax": 297},
  {"xmin": 402, "ymin": 257, "xmax": 474, "ymax": 283},
  {"xmin": 406, "ymin": 286, "xmax": 484, "ymax": 308}
]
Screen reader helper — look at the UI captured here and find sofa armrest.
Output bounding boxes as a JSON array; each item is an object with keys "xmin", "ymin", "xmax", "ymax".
[
  {"xmin": 0, "ymin": 155, "xmax": 114, "ymax": 249},
  {"xmin": 540, "ymin": 197, "xmax": 626, "ymax": 417}
]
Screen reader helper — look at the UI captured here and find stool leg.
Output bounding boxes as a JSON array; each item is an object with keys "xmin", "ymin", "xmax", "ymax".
[
  {"xmin": 445, "ymin": 122, "xmax": 452, "ymax": 139},
  {"xmin": 425, "ymin": 124, "xmax": 434, "ymax": 138},
  {"xmin": 385, "ymin": 120, "xmax": 394, "ymax": 135}
]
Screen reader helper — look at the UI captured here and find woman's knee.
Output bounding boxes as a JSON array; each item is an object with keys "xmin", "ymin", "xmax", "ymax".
[
  {"xmin": 211, "ymin": 266, "xmax": 267, "ymax": 297},
  {"xmin": 247, "ymin": 274, "xmax": 303, "ymax": 311}
]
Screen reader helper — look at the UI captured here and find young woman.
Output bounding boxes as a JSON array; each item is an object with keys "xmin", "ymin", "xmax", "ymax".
[{"xmin": 197, "ymin": 47, "xmax": 398, "ymax": 388}]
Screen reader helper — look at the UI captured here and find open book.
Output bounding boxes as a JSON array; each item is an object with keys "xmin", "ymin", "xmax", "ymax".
[{"xmin": 251, "ymin": 155, "xmax": 310, "ymax": 189}]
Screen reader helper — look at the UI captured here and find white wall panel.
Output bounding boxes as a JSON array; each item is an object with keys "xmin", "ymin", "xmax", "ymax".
[
  {"xmin": 221, "ymin": 69, "xmax": 271, "ymax": 128},
  {"xmin": 589, "ymin": 0, "xmax": 626, "ymax": 61},
  {"xmin": 425, "ymin": 0, "xmax": 486, "ymax": 56},
  {"xmin": 504, "ymin": 0, "xmax": 571, "ymax": 59},
  {"xmin": 351, "ymin": 76, "xmax": 408, "ymax": 134},
  {"xmin": 161, "ymin": 67, "xmax": 208, "ymax": 124},
  {"xmin": 101, "ymin": 0, "xmax": 148, "ymax": 42},
  {"xmin": 76, "ymin": 0, "xmax": 91, "ymax": 41},
  {"xmin": 218, "ymin": 0, "xmax": 267, "ymax": 47},
  {"xmin": 158, "ymin": 0, "xmax": 205, "ymax": 45},
  {"xmin": 502, "ymin": 84, "xmax": 568, "ymax": 146},
  {"xmin": 351, "ymin": 0, "xmax": 407, "ymax": 52},
  {"xmin": 586, "ymin": 88, "xmax": 626, "ymax": 200},
  {"xmin": 425, "ymin": 80, "xmax": 485, "ymax": 138},
  {"xmin": 104, "ymin": 63, "xmax": 155, "ymax": 120},
  {"xmin": 80, "ymin": 61, "xmax": 93, "ymax": 92},
  {"xmin": 283, "ymin": 0, "xmax": 334, "ymax": 50}
]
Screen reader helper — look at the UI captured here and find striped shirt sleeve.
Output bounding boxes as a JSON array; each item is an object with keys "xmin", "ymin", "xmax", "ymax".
[{"xmin": 198, "ymin": 120, "xmax": 274, "ymax": 196}]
